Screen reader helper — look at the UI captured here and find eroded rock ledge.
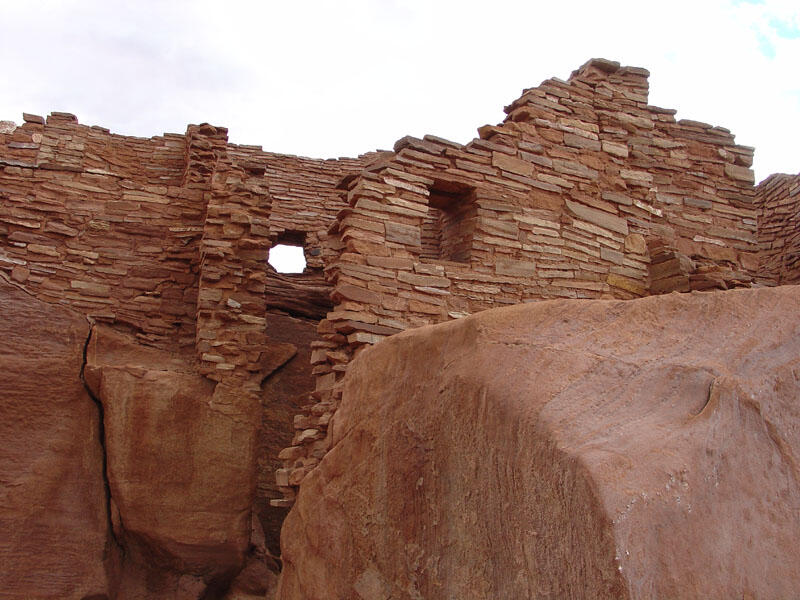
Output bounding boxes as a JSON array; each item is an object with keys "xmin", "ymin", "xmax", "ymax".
[{"xmin": 278, "ymin": 285, "xmax": 800, "ymax": 599}]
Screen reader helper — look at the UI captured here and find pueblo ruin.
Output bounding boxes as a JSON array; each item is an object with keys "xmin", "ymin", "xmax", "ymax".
[{"xmin": 1, "ymin": 58, "xmax": 799, "ymax": 598}]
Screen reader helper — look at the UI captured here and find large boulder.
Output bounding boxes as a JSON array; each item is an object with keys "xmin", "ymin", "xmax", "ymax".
[
  {"xmin": 278, "ymin": 286, "xmax": 800, "ymax": 599},
  {"xmin": 0, "ymin": 278, "xmax": 112, "ymax": 599},
  {"xmin": 84, "ymin": 325, "xmax": 263, "ymax": 597}
]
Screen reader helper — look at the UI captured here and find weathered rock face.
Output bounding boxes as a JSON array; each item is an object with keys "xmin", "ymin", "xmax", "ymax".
[
  {"xmin": 0, "ymin": 278, "xmax": 112, "ymax": 599},
  {"xmin": 84, "ymin": 325, "xmax": 262, "ymax": 596},
  {"xmin": 0, "ymin": 276, "xmax": 295, "ymax": 599},
  {"xmin": 278, "ymin": 286, "xmax": 800, "ymax": 599}
]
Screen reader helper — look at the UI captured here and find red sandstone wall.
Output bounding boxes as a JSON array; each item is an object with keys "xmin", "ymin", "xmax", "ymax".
[
  {"xmin": 229, "ymin": 145, "xmax": 374, "ymax": 270},
  {"xmin": 0, "ymin": 110, "xmax": 375, "ymax": 524},
  {"xmin": 328, "ymin": 60, "xmax": 759, "ymax": 321},
  {"xmin": 0, "ymin": 114, "xmax": 370, "ymax": 350},
  {"xmin": 756, "ymin": 172, "xmax": 800, "ymax": 285},
  {"xmin": 276, "ymin": 59, "xmax": 762, "ymax": 496},
  {"xmin": 228, "ymin": 146, "xmax": 380, "ymax": 319},
  {"xmin": 0, "ymin": 113, "xmax": 199, "ymax": 347},
  {"xmin": 0, "ymin": 60, "xmax": 781, "ymax": 507}
]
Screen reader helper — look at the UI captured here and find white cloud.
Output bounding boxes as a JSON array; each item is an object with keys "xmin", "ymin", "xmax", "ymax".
[{"xmin": 0, "ymin": 0, "xmax": 796, "ymax": 180}]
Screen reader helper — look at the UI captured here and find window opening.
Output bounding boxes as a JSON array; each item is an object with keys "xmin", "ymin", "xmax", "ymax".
[
  {"xmin": 420, "ymin": 180, "xmax": 476, "ymax": 263},
  {"xmin": 268, "ymin": 244, "xmax": 306, "ymax": 274}
]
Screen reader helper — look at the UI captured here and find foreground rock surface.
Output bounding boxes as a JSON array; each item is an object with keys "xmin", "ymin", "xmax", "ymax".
[
  {"xmin": 278, "ymin": 286, "xmax": 800, "ymax": 599},
  {"xmin": 0, "ymin": 278, "xmax": 111, "ymax": 598}
]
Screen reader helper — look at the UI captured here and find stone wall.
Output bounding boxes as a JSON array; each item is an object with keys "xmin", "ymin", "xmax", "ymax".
[
  {"xmin": 0, "ymin": 111, "xmax": 372, "ymax": 525},
  {"xmin": 0, "ymin": 113, "xmax": 370, "ymax": 349},
  {"xmin": 755, "ymin": 172, "xmax": 800, "ymax": 285},
  {"xmin": 0, "ymin": 112, "xmax": 198, "ymax": 348},
  {"xmin": 0, "ymin": 59, "xmax": 788, "ymax": 511},
  {"xmin": 276, "ymin": 59, "xmax": 762, "ymax": 496},
  {"xmin": 230, "ymin": 145, "xmax": 384, "ymax": 319}
]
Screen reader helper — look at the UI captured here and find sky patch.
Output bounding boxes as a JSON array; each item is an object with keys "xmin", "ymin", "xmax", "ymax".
[
  {"xmin": 0, "ymin": 0, "xmax": 797, "ymax": 182},
  {"xmin": 757, "ymin": 32, "xmax": 777, "ymax": 57},
  {"xmin": 769, "ymin": 17, "xmax": 800, "ymax": 39}
]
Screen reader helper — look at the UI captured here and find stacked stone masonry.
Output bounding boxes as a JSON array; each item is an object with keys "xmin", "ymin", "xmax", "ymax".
[
  {"xmin": 0, "ymin": 59, "xmax": 796, "ymax": 508},
  {"xmin": 756, "ymin": 172, "xmax": 800, "ymax": 285},
  {"xmin": 0, "ymin": 113, "xmax": 370, "ymax": 349}
]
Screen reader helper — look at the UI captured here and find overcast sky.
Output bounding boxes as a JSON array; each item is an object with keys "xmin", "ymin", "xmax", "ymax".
[{"xmin": 1, "ymin": 0, "xmax": 797, "ymax": 182}]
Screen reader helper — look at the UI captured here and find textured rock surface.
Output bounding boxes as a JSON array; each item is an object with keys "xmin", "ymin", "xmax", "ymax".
[
  {"xmin": 223, "ymin": 514, "xmax": 280, "ymax": 599},
  {"xmin": 278, "ymin": 286, "xmax": 800, "ymax": 599},
  {"xmin": 84, "ymin": 325, "xmax": 261, "ymax": 597},
  {"xmin": 0, "ymin": 278, "xmax": 112, "ymax": 598},
  {"xmin": 0, "ymin": 278, "xmax": 303, "ymax": 598}
]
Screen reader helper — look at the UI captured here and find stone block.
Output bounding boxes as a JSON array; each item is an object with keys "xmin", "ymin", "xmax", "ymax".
[
  {"xmin": 491, "ymin": 152, "xmax": 534, "ymax": 177},
  {"xmin": 495, "ymin": 259, "xmax": 536, "ymax": 277},
  {"xmin": 397, "ymin": 271, "xmax": 450, "ymax": 288},
  {"xmin": 334, "ymin": 283, "xmax": 381, "ymax": 305},
  {"xmin": 606, "ymin": 273, "xmax": 647, "ymax": 295},
  {"xmin": 385, "ymin": 221, "xmax": 421, "ymax": 247},
  {"xmin": 624, "ymin": 233, "xmax": 647, "ymax": 254},
  {"xmin": 70, "ymin": 280, "xmax": 111, "ymax": 296},
  {"xmin": 600, "ymin": 247, "xmax": 625, "ymax": 264},
  {"xmin": 564, "ymin": 133, "xmax": 601, "ymax": 151},
  {"xmin": 602, "ymin": 141, "xmax": 629, "ymax": 158},
  {"xmin": 551, "ymin": 159, "xmax": 595, "ymax": 180},
  {"xmin": 565, "ymin": 199, "xmax": 629, "ymax": 235}
]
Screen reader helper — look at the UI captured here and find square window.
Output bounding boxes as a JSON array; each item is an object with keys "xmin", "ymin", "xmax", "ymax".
[{"xmin": 268, "ymin": 231, "xmax": 307, "ymax": 274}]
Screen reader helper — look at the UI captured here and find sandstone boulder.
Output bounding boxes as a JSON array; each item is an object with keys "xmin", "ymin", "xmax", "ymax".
[
  {"xmin": 84, "ymin": 325, "xmax": 262, "ymax": 597},
  {"xmin": 278, "ymin": 286, "xmax": 800, "ymax": 599},
  {"xmin": 0, "ymin": 278, "xmax": 112, "ymax": 599}
]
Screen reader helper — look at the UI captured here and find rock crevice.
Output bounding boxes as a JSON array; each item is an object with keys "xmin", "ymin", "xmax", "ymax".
[{"xmin": 80, "ymin": 323, "xmax": 121, "ymax": 551}]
